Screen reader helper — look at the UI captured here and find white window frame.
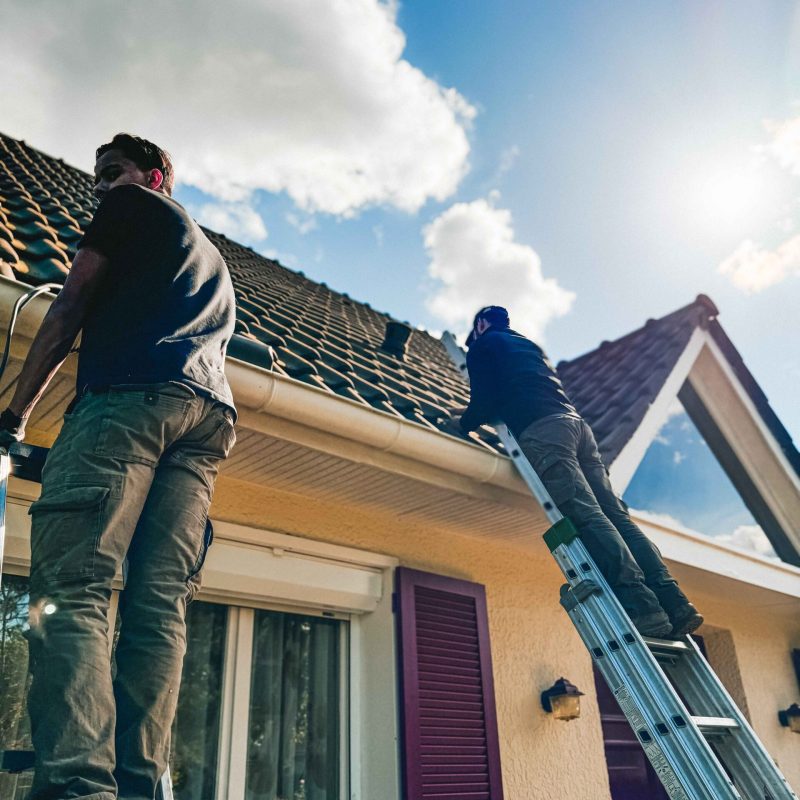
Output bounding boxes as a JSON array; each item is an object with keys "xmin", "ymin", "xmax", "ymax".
[{"xmin": 212, "ymin": 602, "xmax": 351, "ymax": 800}]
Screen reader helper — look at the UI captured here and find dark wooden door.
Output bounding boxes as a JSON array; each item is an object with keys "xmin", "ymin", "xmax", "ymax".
[
  {"xmin": 594, "ymin": 636, "xmax": 707, "ymax": 799},
  {"xmin": 593, "ymin": 665, "xmax": 670, "ymax": 800}
]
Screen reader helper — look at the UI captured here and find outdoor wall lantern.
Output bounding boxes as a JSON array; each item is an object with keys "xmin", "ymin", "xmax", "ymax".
[
  {"xmin": 778, "ymin": 703, "xmax": 800, "ymax": 733},
  {"xmin": 541, "ymin": 677, "xmax": 584, "ymax": 721}
]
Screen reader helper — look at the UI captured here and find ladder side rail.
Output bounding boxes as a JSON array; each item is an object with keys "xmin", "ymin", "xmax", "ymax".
[
  {"xmin": 495, "ymin": 424, "xmax": 563, "ymax": 525},
  {"xmin": 555, "ymin": 537, "xmax": 741, "ymax": 800},
  {"xmin": 157, "ymin": 767, "xmax": 174, "ymax": 800},
  {"xmin": 667, "ymin": 640, "xmax": 798, "ymax": 800},
  {"xmin": 0, "ymin": 452, "xmax": 9, "ymax": 590}
]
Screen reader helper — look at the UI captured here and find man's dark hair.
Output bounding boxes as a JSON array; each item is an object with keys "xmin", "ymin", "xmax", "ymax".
[
  {"xmin": 473, "ymin": 305, "xmax": 510, "ymax": 330},
  {"xmin": 96, "ymin": 133, "xmax": 174, "ymax": 195}
]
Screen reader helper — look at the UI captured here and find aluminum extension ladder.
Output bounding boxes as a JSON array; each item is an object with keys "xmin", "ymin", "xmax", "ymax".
[
  {"xmin": 441, "ymin": 331, "xmax": 797, "ymax": 800},
  {"xmin": 0, "ymin": 445, "xmax": 175, "ymax": 800}
]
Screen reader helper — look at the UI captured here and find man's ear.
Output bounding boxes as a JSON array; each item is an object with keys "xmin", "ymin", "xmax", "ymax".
[{"xmin": 147, "ymin": 168, "xmax": 164, "ymax": 192}]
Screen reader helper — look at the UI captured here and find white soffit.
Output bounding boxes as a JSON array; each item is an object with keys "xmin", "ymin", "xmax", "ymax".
[{"xmin": 637, "ymin": 513, "xmax": 800, "ymax": 603}]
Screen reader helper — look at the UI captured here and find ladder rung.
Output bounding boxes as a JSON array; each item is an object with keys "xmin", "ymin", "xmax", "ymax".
[
  {"xmin": 692, "ymin": 716, "xmax": 739, "ymax": 737},
  {"xmin": 642, "ymin": 636, "xmax": 689, "ymax": 651},
  {"xmin": 643, "ymin": 636, "xmax": 690, "ymax": 665}
]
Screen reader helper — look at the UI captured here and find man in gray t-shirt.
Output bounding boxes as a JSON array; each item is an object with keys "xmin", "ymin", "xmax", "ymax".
[{"xmin": 0, "ymin": 133, "xmax": 236, "ymax": 800}]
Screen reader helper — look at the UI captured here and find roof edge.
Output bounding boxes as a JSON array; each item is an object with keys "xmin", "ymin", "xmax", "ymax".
[
  {"xmin": 558, "ymin": 293, "xmax": 719, "ymax": 370},
  {"xmin": 0, "ymin": 277, "xmax": 533, "ymax": 503}
]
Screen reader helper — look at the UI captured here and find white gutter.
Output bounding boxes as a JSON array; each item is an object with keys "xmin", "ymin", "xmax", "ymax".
[
  {"xmin": 225, "ymin": 358, "xmax": 528, "ymax": 490},
  {"xmin": 0, "ymin": 277, "xmax": 528, "ymax": 497}
]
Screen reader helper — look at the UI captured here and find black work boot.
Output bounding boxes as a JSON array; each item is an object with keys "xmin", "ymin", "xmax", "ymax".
[
  {"xmin": 631, "ymin": 609, "xmax": 673, "ymax": 638},
  {"xmin": 668, "ymin": 603, "xmax": 704, "ymax": 638}
]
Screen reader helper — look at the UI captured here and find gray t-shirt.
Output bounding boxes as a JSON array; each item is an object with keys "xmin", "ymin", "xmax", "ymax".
[{"xmin": 76, "ymin": 184, "xmax": 235, "ymax": 410}]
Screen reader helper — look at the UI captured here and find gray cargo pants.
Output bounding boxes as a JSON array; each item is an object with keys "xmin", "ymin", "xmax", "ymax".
[
  {"xmin": 26, "ymin": 383, "xmax": 235, "ymax": 800},
  {"xmin": 518, "ymin": 413, "xmax": 688, "ymax": 619}
]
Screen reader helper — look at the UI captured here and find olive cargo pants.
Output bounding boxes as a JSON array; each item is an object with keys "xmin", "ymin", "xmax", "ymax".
[
  {"xmin": 518, "ymin": 413, "xmax": 689, "ymax": 620},
  {"xmin": 27, "ymin": 383, "xmax": 235, "ymax": 800}
]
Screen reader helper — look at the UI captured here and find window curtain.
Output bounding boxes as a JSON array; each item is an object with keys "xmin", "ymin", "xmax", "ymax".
[
  {"xmin": 170, "ymin": 601, "xmax": 228, "ymax": 800},
  {"xmin": 246, "ymin": 611, "xmax": 341, "ymax": 800}
]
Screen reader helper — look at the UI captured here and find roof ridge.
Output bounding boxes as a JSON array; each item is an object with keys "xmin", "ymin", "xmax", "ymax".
[{"xmin": 558, "ymin": 293, "xmax": 719, "ymax": 370}]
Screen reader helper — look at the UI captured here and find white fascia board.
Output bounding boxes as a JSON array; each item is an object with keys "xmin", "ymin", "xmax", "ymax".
[
  {"xmin": 634, "ymin": 511, "xmax": 800, "ymax": 600},
  {"xmin": 608, "ymin": 327, "xmax": 706, "ymax": 493},
  {"xmin": 698, "ymin": 334, "xmax": 800, "ymax": 497}
]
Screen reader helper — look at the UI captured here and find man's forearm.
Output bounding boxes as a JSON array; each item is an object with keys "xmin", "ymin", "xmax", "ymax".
[{"xmin": 9, "ymin": 303, "xmax": 80, "ymax": 419}]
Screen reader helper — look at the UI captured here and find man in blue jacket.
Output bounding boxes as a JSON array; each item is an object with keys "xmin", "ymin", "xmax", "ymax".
[
  {"xmin": 0, "ymin": 134, "xmax": 236, "ymax": 799},
  {"xmin": 453, "ymin": 305, "xmax": 703, "ymax": 639}
]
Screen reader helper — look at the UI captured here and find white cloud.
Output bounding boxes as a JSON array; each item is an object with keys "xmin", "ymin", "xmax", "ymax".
[
  {"xmin": 494, "ymin": 145, "xmax": 520, "ymax": 181},
  {"xmin": 718, "ymin": 235, "xmax": 800, "ymax": 293},
  {"xmin": 762, "ymin": 115, "xmax": 800, "ymax": 177},
  {"xmin": 672, "ymin": 450, "xmax": 686, "ymax": 465},
  {"xmin": 195, "ymin": 203, "xmax": 268, "ymax": 242},
  {"xmin": 422, "ymin": 198, "xmax": 575, "ymax": 341},
  {"xmin": 285, "ymin": 212, "xmax": 318, "ymax": 235},
  {"xmin": 1, "ymin": 0, "xmax": 474, "ymax": 216},
  {"xmin": 717, "ymin": 113, "xmax": 800, "ymax": 293},
  {"xmin": 716, "ymin": 524, "xmax": 778, "ymax": 560},
  {"xmin": 630, "ymin": 509, "xmax": 689, "ymax": 531}
]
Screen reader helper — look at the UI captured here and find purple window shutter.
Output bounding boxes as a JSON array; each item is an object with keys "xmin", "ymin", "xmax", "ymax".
[{"xmin": 395, "ymin": 567, "xmax": 504, "ymax": 800}]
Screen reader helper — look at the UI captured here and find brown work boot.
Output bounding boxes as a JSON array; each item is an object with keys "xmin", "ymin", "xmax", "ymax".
[
  {"xmin": 668, "ymin": 603, "xmax": 704, "ymax": 638},
  {"xmin": 631, "ymin": 609, "xmax": 673, "ymax": 638}
]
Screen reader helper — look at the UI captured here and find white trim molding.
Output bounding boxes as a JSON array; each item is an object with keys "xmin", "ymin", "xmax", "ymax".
[
  {"xmin": 607, "ymin": 327, "xmax": 800, "ymax": 561},
  {"xmin": 201, "ymin": 520, "xmax": 396, "ymax": 614},
  {"xmin": 609, "ymin": 327, "xmax": 706, "ymax": 493}
]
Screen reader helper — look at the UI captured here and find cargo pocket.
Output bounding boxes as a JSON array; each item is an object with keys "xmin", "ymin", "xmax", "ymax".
[
  {"xmin": 29, "ymin": 485, "xmax": 110, "ymax": 582},
  {"xmin": 186, "ymin": 518, "xmax": 214, "ymax": 602},
  {"xmin": 537, "ymin": 457, "xmax": 578, "ymax": 507}
]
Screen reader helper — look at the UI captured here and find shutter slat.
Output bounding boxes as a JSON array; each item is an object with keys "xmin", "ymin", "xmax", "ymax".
[
  {"xmin": 421, "ymin": 783, "xmax": 491, "ymax": 793},
  {"xmin": 417, "ymin": 638, "xmax": 481, "ymax": 655},
  {"xmin": 397, "ymin": 568, "xmax": 504, "ymax": 800},
  {"xmin": 421, "ymin": 764, "xmax": 490, "ymax": 774}
]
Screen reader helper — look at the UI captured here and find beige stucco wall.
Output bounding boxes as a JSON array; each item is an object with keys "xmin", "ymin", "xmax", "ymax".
[
  {"xmin": 210, "ymin": 474, "xmax": 800, "ymax": 799},
  {"xmin": 211, "ymin": 475, "xmax": 611, "ymax": 800}
]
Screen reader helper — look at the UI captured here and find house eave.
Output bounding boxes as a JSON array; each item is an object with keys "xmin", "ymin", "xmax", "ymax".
[
  {"xmin": 634, "ymin": 511, "xmax": 800, "ymax": 614},
  {"xmin": 0, "ymin": 278, "xmax": 548, "ymax": 540}
]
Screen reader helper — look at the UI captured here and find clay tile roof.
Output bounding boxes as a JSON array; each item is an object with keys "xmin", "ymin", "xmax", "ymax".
[{"xmin": 1, "ymin": 132, "xmax": 798, "ymax": 475}]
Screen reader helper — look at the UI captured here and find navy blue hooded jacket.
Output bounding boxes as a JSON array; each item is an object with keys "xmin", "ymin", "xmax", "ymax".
[{"xmin": 459, "ymin": 326, "xmax": 577, "ymax": 436}]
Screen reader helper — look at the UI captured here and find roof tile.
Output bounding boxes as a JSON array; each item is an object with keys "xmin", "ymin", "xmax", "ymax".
[{"xmin": 1, "ymin": 132, "xmax": 797, "ymax": 475}]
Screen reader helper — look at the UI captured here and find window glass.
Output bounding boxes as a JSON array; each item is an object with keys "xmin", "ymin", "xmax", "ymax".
[
  {"xmin": 1, "ymin": 577, "xmax": 227, "ymax": 799},
  {"xmin": 246, "ymin": 611, "xmax": 342, "ymax": 800},
  {"xmin": 170, "ymin": 600, "xmax": 228, "ymax": 800},
  {"xmin": 0, "ymin": 574, "xmax": 32, "ymax": 800},
  {"xmin": 623, "ymin": 400, "xmax": 776, "ymax": 557}
]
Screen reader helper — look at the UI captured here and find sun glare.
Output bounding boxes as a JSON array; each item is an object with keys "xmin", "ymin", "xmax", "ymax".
[{"xmin": 684, "ymin": 157, "xmax": 777, "ymax": 235}]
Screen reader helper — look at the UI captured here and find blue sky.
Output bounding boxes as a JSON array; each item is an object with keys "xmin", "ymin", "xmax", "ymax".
[
  {"xmin": 624, "ymin": 403, "xmax": 775, "ymax": 556},
  {"xmin": 3, "ymin": 2, "xmax": 800, "ymax": 440},
  {"xmin": 178, "ymin": 2, "xmax": 800, "ymax": 440}
]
